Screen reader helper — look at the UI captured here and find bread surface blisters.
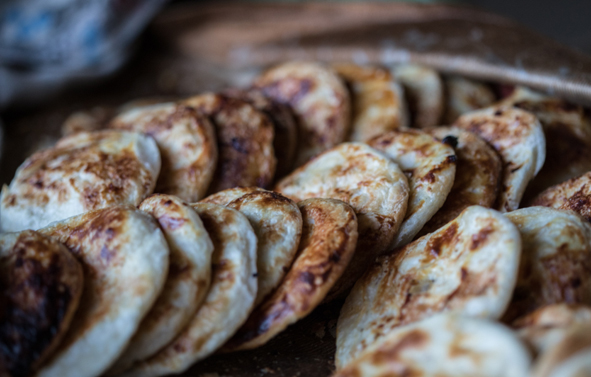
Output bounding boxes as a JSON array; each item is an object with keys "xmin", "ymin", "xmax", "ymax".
[
  {"xmin": 107, "ymin": 194, "xmax": 214, "ymax": 374},
  {"xmin": 254, "ymin": 61, "xmax": 351, "ymax": 166},
  {"xmin": 182, "ymin": 93, "xmax": 276, "ymax": 193},
  {"xmin": 513, "ymin": 303, "xmax": 591, "ymax": 355},
  {"xmin": 335, "ymin": 205, "xmax": 521, "ymax": 367},
  {"xmin": 419, "ymin": 126, "xmax": 502, "ymax": 235},
  {"xmin": 36, "ymin": 206, "xmax": 169, "ymax": 377},
  {"xmin": 532, "ymin": 322, "xmax": 591, "ymax": 377},
  {"xmin": 121, "ymin": 203, "xmax": 257, "ymax": 377},
  {"xmin": 333, "ymin": 314, "xmax": 531, "ymax": 377},
  {"xmin": 443, "ymin": 75, "xmax": 496, "ymax": 124},
  {"xmin": 223, "ymin": 88, "xmax": 298, "ymax": 178},
  {"xmin": 224, "ymin": 198, "xmax": 358, "ymax": 351},
  {"xmin": 368, "ymin": 129, "xmax": 457, "ymax": 248},
  {"xmin": 0, "ymin": 130, "xmax": 160, "ymax": 232},
  {"xmin": 499, "ymin": 86, "xmax": 591, "ymax": 197},
  {"xmin": 275, "ymin": 142, "xmax": 409, "ymax": 299},
  {"xmin": 532, "ymin": 171, "xmax": 591, "ymax": 223},
  {"xmin": 454, "ymin": 106, "xmax": 546, "ymax": 211},
  {"xmin": 332, "ymin": 63, "xmax": 407, "ymax": 141},
  {"xmin": 110, "ymin": 103, "xmax": 218, "ymax": 202},
  {"xmin": 392, "ymin": 64, "xmax": 444, "ymax": 129},
  {"xmin": 504, "ymin": 207, "xmax": 591, "ymax": 322},
  {"xmin": 0, "ymin": 230, "xmax": 83, "ymax": 377}
]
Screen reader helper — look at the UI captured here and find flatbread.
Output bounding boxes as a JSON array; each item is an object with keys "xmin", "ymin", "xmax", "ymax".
[
  {"xmin": 200, "ymin": 187, "xmax": 265, "ymax": 206},
  {"xmin": 368, "ymin": 129, "xmax": 457, "ymax": 248},
  {"xmin": 224, "ymin": 189, "xmax": 302, "ymax": 305},
  {"xmin": 332, "ymin": 63, "xmax": 407, "ymax": 141},
  {"xmin": 499, "ymin": 86, "xmax": 591, "ymax": 197},
  {"xmin": 392, "ymin": 64, "xmax": 443, "ymax": 129},
  {"xmin": 443, "ymin": 75, "xmax": 496, "ymax": 124},
  {"xmin": 513, "ymin": 303, "xmax": 591, "ymax": 355},
  {"xmin": 182, "ymin": 93, "xmax": 276, "ymax": 193},
  {"xmin": 224, "ymin": 198, "xmax": 358, "ymax": 350},
  {"xmin": 336, "ymin": 205, "xmax": 521, "ymax": 367},
  {"xmin": 223, "ymin": 88, "xmax": 298, "ymax": 178},
  {"xmin": 254, "ymin": 61, "xmax": 351, "ymax": 166},
  {"xmin": 0, "ymin": 130, "xmax": 160, "ymax": 232},
  {"xmin": 61, "ymin": 106, "xmax": 115, "ymax": 136},
  {"xmin": 334, "ymin": 313, "xmax": 531, "ymax": 377},
  {"xmin": 0, "ymin": 230, "xmax": 83, "ymax": 377},
  {"xmin": 37, "ymin": 206, "xmax": 169, "ymax": 377},
  {"xmin": 110, "ymin": 103, "xmax": 218, "ymax": 202},
  {"xmin": 531, "ymin": 171, "xmax": 591, "ymax": 222},
  {"xmin": 120, "ymin": 203, "xmax": 258, "ymax": 377},
  {"xmin": 504, "ymin": 207, "xmax": 591, "ymax": 322},
  {"xmin": 532, "ymin": 323, "xmax": 591, "ymax": 377},
  {"xmin": 108, "ymin": 194, "xmax": 214, "ymax": 374},
  {"xmin": 420, "ymin": 126, "xmax": 502, "ymax": 236},
  {"xmin": 275, "ymin": 142, "xmax": 409, "ymax": 299},
  {"xmin": 454, "ymin": 106, "xmax": 546, "ymax": 211}
]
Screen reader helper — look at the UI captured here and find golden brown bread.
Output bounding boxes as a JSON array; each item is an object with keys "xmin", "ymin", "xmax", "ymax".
[{"xmin": 532, "ymin": 171, "xmax": 591, "ymax": 222}]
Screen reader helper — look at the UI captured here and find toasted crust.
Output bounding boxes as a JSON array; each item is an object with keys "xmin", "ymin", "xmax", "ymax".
[
  {"xmin": 503, "ymin": 207, "xmax": 591, "ymax": 322},
  {"xmin": 224, "ymin": 198, "xmax": 358, "ymax": 350},
  {"xmin": 532, "ymin": 323, "xmax": 591, "ymax": 377},
  {"xmin": 254, "ymin": 61, "xmax": 351, "ymax": 166},
  {"xmin": 121, "ymin": 203, "xmax": 258, "ymax": 377},
  {"xmin": 108, "ymin": 195, "xmax": 214, "ymax": 374},
  {"xmin": 0, "ymin": 231, "xmax": 83, "ymax": 377},
  {"xmin": 61, "ymin": 107, "xmax": 115, "ymax": 136},
  {"xmin": 332, "ymin": 63, "xmax": 407, "ymax": 141},
  {"xmin": 334, "ymin": 314, "xmax": 531, "ymax": 377},
  {"xmin": 37, "ymin": 206, "xmax": 169, "ymax": 377},
  {"xmin": 420, "ymin": 126, "xmax": 502, "ymax": 235},
  {"xmin": 225, "ymin": 190, "xmax": 303, "ymax": 305},
  {"xmin": 443, "ymin": 76, "xmax": 496, "ymax": 124},
  {"xmin": 532, "ymin": 172, "xmax": 591, "ymax": 223},
  {"xmin": 336, "ymin": 206, "xmax": 521, "ymax": 367},
  {"xmin": 513, "ymin": 304, "xmax": 591, "ymax": 355},
  {"xmin": 275, "ymin": 142, "xmax": 409, "ymax": 299},
  {"xmin": 454, "ymin": 106, "xmax": 546, "ymax": 211},
  {"xmin": 368, "ymin": 129, "xmax": 457, "ymax": 248},
  {"xmin": 223, "ymin": 88, "xmax": 298, "ymax": 178},
  {"xmin": 392, "ymin": 64, "xmax": 443, "ymax": 129},
  {"xmin": 110, "ymin": 103, "xmax": 218, "ymax": 202},
  {"xmin": 499, "ymin": 86, "xmax": 591, "ymax": 197},
  {"xmin": 0, "ymin": 130, "xmax": 160, "ymax": 232},
  {"xmin": 182, "ymin": 93, "xmax": 276, "ymax": 193},
  {"xmin": 200, "ymin": 187, "xmax": 265, "ymax": 206}
]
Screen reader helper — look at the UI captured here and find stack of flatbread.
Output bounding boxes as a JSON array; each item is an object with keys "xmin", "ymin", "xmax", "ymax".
[{"xmin": 2, "ymin": 61, "xmax": 591, "ymax": 377}]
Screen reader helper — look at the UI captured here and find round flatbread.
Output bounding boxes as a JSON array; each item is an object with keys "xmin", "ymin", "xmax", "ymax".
[
  {"xmin": 513, "ymin": 304, "xmax": 591, "ymax": 355},
  {"xmin": 336, "ymin": 205, "xmax": 521, "ymax": 367},
  {"xmin": 368, "ymin": 129, "xmax": 457, "ymax": 248},
  {"xmin": 37, "ymin": 206, "xmax": 169, "ymax": 377},
  {"xmin": 275, "ymin": 142, "xmax": 409, "ymax": 299},
  {"xmin": 223, "ymin": 88, "xmax": 298, "ymax": 178},
  {"xmin": 332, "ymin": 63, "xmax": 407, "ymax": 141},
  {"xmin": 454, "ymin": 106, "xmax": 546, "ymax": 211},
  {"xmin": 334, "ymin": 313, "xmax": 531, "ymax": 377},
  {"xmin": 499, "ymin": 86, "xmax": 591, "ymax": 198},
  {"xmin": 225, "ymin": 198, "xmax": 358, "ymax": 350},
  {"xmin": 110, "ymin": 103, "xmax": 218, "ymax": 202},
  {"xmin": 504, "ymin": 207, "xmax": 591, "ymax": 322},
  {"xmin": 120, "ymin": 203, "xmax": 257, "ymax": 377},
  {"xmin": 200, "ymin": 187, "xmax": 265, "ymax": 206},
  {"xmin": 532, "ymin": 323, "xmax": 591, "ymax": 377},
  {"xmin": 420, "ymin": 126, "xmax": 502, "ymax": 236},
  {"xmin": 443, "ymin": 76, "xmax": 496, "ymax": 124},
  {"xmin": 254, "ymin": 61, "xmax": 351, "ymax": 166},
  {"xmin": 182, "ymin": 93, "xmax": 276, "ymax": 193},
  {"xmin": 0, "ymin": 230, "xmax": 83, "ymax": 377},
  {"xmin": 531, "ymin": 171, "xmax": 591, "ymax": 222},
  {"xmin": 0, "ymin": 130, "xmax": 160, "ymax": 232},
  {"xmin": 108, "ymin": 195, "xmax": 214, "ymax": 374},
  {"xmin": 392, "ymin": 64, "xmax": 443, "ymax": 129},
  {"xmin": 224, "ymin": 189, "xmax": 302, "ymax": 305}
]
